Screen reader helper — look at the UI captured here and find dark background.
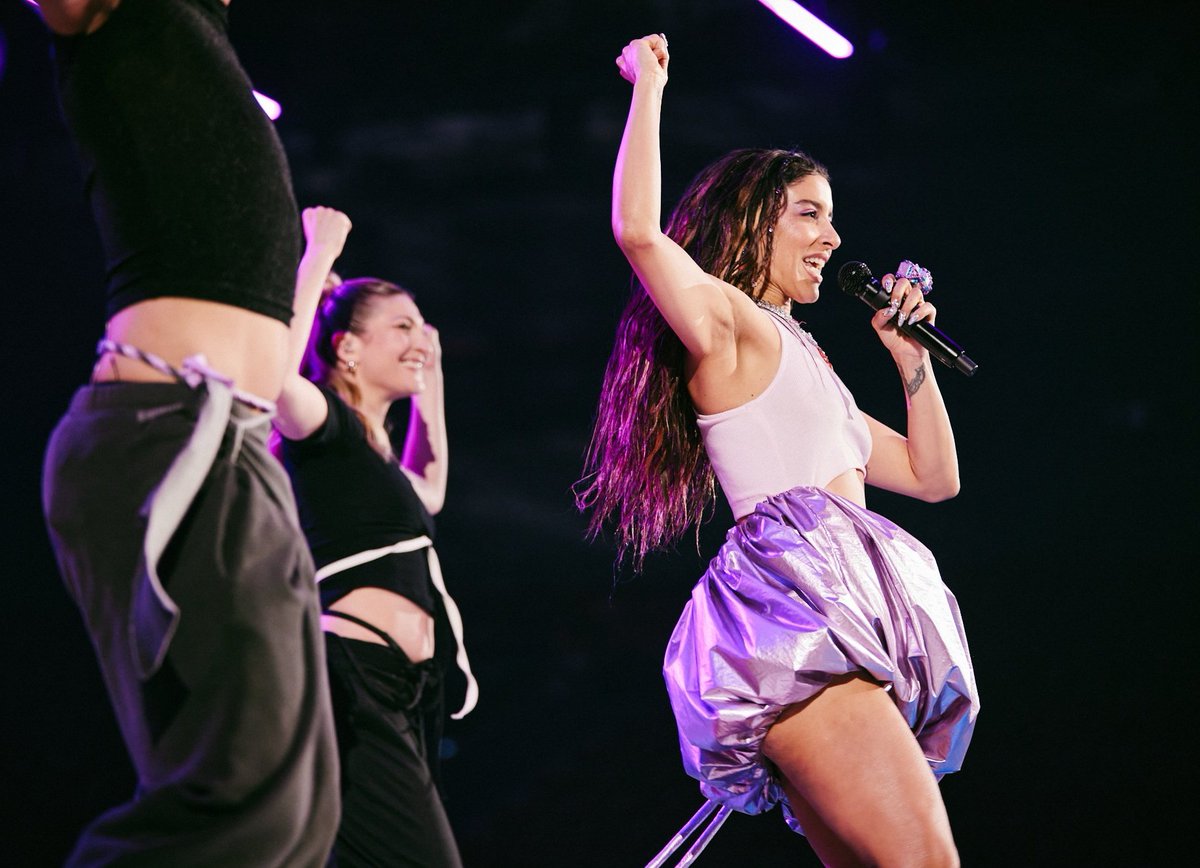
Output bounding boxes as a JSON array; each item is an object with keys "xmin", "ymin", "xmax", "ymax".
[{"xmin": 2, "ymin": 1, "xmax": 1196, "ymax": 864}]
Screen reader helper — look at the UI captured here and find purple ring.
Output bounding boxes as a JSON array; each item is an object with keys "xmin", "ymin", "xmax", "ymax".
[{"xmin": 897, "ymin": 259, "xmax": 933, "ymax": 295}]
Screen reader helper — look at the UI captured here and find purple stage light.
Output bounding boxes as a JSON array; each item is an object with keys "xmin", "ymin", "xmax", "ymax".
[
  {"xmin": 758, "ymin": 0, "xmax": 854, "ymax": 59},
  {"xmin": 253, "ymin": 90, "xmax": 282, "ymax": 121}
]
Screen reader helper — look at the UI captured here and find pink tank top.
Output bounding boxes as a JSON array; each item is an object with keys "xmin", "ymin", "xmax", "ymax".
[{"xmin": 696, "ymin": 314, "xmax": 873, "ymax": 519}]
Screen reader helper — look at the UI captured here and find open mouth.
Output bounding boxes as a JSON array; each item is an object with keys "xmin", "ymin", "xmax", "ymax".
[{"xmin": 803, "ymin": 256, "xmax": 826, "ymax": 282}]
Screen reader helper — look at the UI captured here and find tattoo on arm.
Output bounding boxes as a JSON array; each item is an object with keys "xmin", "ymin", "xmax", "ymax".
[{"xmin": 904, "ymin": 363, "xmax": 926, "ymax": 400}]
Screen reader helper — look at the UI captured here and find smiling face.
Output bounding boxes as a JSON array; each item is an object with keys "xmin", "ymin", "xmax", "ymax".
[
  {"xmin": 764, "ymin": 174, "xmax": 841, "ymax": 305},
  {"xmin": 338, "ymin": 292, "xmax": 431, "ymax": 400}
]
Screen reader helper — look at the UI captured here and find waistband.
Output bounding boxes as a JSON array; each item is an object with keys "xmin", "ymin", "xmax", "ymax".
[
  {"xmin": 328, "ymin": 631, "xmax": 442, "ymax": 683},
  {"xmin": 67, "ymin": 381, "xmax": 268, "ymax": 428},
  {"xmin": 96, "ymin": 338, "xmax": 276, "ymax": 413}
]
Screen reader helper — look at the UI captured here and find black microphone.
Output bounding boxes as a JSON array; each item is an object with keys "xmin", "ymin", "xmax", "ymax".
[{"xmin": 837, "ymin": 261, "xmax": 978, "ymax": 377}]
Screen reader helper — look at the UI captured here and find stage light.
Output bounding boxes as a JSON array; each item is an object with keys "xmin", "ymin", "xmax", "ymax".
[
  {"xmin": 253, "ymin": 90, "xmax": 282, "ymax": 121},
  {"xmin": 757, "ymin": 0, "xmax": 854, "ymax": 59}
]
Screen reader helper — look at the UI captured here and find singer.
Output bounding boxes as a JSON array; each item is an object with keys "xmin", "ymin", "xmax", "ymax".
[{"xmin": 577, "ymin": 35, "xmax": 980, "ymax": 866}]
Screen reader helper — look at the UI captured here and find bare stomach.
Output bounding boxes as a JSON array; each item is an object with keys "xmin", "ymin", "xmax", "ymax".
[
  {"xmin": 92, "ymin": 298, "xmax": 290, "ymax": 400},
  {"xmin": 823, "ymin": 467, "xmax": 867, "ymax": 507},
  {"xmin": 322, "ymin": 587, "xmax": 436, "ymax": 663},
  {"xmin": 736, "ymin": 468, "xmax": 868, "ymax": 524}
]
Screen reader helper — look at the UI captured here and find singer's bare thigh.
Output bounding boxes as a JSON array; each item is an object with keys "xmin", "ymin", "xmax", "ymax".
[{"xmin": 762, "ymin": 674, "xmax": 958, "ymax": 868}]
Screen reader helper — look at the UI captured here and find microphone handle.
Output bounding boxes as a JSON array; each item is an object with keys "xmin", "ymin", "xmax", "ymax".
[{"xmin": 854, "ymin": 279, "xmax": 978, "ymax": 377}]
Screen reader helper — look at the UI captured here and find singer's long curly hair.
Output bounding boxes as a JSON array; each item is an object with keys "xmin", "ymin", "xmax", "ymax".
[{"xmin": 575, "ymin": 148, "xmax": 829, "ymax": 571}]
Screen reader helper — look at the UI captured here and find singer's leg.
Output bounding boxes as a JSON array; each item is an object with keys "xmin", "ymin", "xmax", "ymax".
[{"xmin": 762, "ymin": 674, "xmax": 958, "ymax": 868}]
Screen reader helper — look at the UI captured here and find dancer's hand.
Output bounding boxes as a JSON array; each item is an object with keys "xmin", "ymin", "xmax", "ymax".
[
  {"xmin": 301, "ymin": 206, "xmax": 352, "ymax": 260},
  {"xmin": 616, "ymin": 34, "xmax": 669, "ymax": 87},
  {"xmin": 422, "ymin": 324, "xmax": 442, "ymax": 374}
]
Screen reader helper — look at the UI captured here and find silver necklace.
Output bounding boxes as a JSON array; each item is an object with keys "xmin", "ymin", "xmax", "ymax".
[
  {"xmin": 754, "ymin": 299, "xmax": 833, "ymax": 368},
  {"xmin": 754, "ymin": 297, "xmax": 793, "ymax": 319}
]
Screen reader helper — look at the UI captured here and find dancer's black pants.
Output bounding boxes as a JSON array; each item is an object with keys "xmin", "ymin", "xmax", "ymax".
[{"xmin": 325, "ymin": 628, "xmax": 461, "ymax": 868}]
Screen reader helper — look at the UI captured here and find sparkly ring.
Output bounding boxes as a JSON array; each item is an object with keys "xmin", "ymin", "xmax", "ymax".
[{"xmin": 897, "ymin": 259, "xmax": 933, "ymax": 295}]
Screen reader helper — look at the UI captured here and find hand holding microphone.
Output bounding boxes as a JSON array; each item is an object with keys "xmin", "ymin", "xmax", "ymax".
[{"xmin": 837, "ymin": 261, "xmax": 978, "ymax": 376}]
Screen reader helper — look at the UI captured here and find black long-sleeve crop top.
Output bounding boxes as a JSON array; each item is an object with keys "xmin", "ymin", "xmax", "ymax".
[{"xmin": 53, "ymin": 0, "xmax": 299, "ymax": 324}]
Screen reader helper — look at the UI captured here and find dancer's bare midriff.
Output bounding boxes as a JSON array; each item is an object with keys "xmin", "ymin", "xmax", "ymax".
[
  {"xmin": 92, "ymin": 297, "xmax": 290, "ymax": 401},
  {"xmin": 323, "ymin": 589, "xmax": 436, "ymax": 663}
]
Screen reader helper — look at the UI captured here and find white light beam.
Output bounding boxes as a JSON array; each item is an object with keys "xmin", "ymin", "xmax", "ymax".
[
  {"xmin": 758, "ymin": 0, "xmax": 854, "ymax": 59},
  {"xmin": 253, "ymin": 90, "xmax": 282, "ymax": 121}
]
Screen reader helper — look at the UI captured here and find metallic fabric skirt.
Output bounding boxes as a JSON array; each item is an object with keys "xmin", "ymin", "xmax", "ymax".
[{"xmin": 663, "ymin": 485, "xmax": 979, "ymax": 831}]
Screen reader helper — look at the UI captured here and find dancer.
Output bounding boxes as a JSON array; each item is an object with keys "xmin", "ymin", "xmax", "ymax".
[
  {"xmin": 578, "ymin": 35, "xmax": 979, "ymax": 866},
  {"xmin": 37, "ymin": 1, "xmax": 338, "ymax": 865},
  {"xmin": 274, "ymin": 213, "xmax": 478, "ymax": 867}
]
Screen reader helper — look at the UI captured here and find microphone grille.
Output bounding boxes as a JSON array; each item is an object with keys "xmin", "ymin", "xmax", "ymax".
[{"xmin": 837, "ymin": 261, "xmax": 873, "ymax": 295}]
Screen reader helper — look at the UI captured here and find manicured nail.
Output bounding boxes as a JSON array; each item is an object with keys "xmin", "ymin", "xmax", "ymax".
[{"xmin": 897, "ymin": 312, "xmax": 908, "ymax": 327}]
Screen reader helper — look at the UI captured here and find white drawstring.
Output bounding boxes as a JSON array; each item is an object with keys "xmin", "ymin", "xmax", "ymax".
[{"xmin": 97, "ymin": 340, "xmax": 276, "ymax": 678}]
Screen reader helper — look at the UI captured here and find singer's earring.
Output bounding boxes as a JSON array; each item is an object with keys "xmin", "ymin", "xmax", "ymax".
[{"xmin": 347, "ymin": 359, "xmax": 358, "ymax": 373}]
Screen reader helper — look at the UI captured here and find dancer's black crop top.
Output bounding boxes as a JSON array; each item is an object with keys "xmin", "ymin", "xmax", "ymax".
[
  {"xmin": 279, "ymin": 387, "xmax": 437, "ymax": 615},
  {"xmin": 53, "ymin": 0, "xmax": 298, "ymax": 324}
]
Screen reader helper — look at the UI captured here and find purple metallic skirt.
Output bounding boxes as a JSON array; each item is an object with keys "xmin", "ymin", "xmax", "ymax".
[{"xmin": 663, "ymin": 486, "xmax": 979, "ymax": 832}]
